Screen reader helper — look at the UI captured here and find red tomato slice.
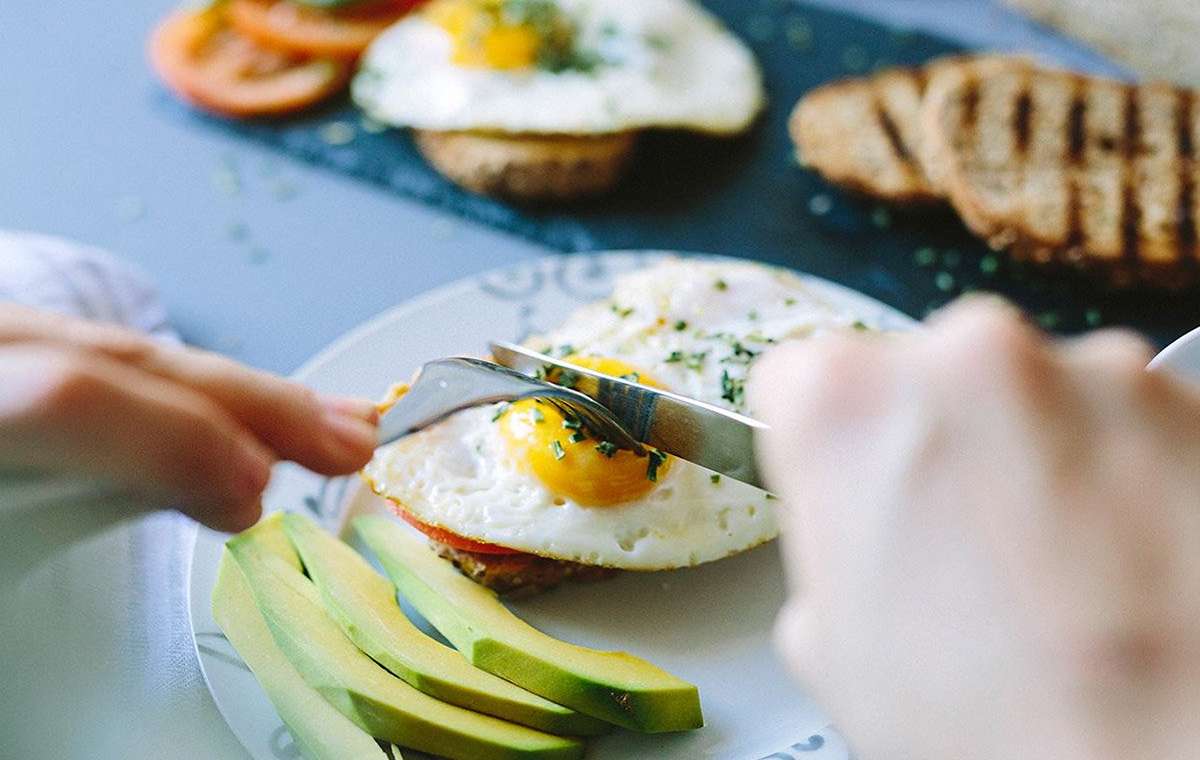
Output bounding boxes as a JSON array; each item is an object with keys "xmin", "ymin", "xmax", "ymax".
[
  {"xmin": 392, "ymin": 503, "xmax": 521, "ymax": 555},
  {"xmin": 228, "ymin": 0, "xmax": 422, "ymax": 59},
  {"xmin": 149, "ymin": 9, "xmax": 351, "ymax": 118}
]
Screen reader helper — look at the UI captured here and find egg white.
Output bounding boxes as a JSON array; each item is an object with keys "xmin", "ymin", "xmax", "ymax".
[
  {"xmin": 363, "ymin": 258, "xmax": 870, "ymax": 570},
  {"xmin": 352, "ymin": 0, "xmax": 764, "ymax": 135}
]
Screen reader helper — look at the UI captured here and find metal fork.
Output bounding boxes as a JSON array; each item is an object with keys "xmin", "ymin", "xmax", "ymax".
[{"xmin": 375, "ymin": 357, "xmax": 647, "ymax": 455}]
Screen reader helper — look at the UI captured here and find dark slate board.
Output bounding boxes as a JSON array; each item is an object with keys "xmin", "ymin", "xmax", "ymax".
[{"xmin": 167, "ymin": 0, "xmax": 1199, "ymax": 347}]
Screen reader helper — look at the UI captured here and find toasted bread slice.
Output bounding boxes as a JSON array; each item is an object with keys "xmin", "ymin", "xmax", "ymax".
[
  {"xmin": 432, "ymin": 542, "xmax": 618, "ymax": 598},
  {"xmin": 921, "ymin": 57, "xmax": 1200, "ymax": 288},
  {"xmin": 414, "ymin": 130, "xmax": 637, "ymax": 201},
  {"xmin": 789, "ymin": 65, "xmax": 939, "ymax": 202}
]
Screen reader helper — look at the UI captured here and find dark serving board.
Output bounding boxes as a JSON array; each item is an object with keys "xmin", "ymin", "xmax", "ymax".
[{"xmin": 166, "ymin": 0, "xmax": 1200, "ymax": 347}]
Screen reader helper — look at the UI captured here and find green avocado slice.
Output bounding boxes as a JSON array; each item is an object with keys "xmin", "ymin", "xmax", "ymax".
[
  {"xmin": 226, "ymin": 527, "xmax": 585, "ymax": 760},
  {"xmin": 212, "ymin": 548, "xmax": 393, "ymax": 760},
  {"xmin": 353, "ymin": 515, "xmax": 704, "ymax": 734},
  {"xmin": 281, "ymin": 513, "xmax": 608, "ymax": 737}
]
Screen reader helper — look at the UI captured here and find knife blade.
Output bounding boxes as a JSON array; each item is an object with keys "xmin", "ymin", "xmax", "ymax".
[{"xmin": 489, "ymin": 341, "xmax": 768, "ymax": 489}]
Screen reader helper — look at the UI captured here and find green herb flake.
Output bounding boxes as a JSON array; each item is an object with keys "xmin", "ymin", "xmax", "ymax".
[
  {"xmin": 714, "ymin": 279, "xmax": 728, "ymax": 291},
  {"xmin": 665, "ymin": 350, "xmax": 684, "ymax": 363},
  {"xmin": 569, "ymin": 431, "xmax": 588, "ymax": 444},
  {"xmin": 532, "ymin": 407, "xmax": 545, "ymax": 424},
  {"xmin": 620, "ymin": 372, "xmax": 641, "ymax": 383},
  {"xmin": 684, "ymin": 351, "xmax": 708, "ymax": 371},
  {"xmin": 646, "ymin": 450, "xmax": 669, "ymax": 482},
  {"xmin": 561, "ymin": 416, "xmax": 582, "ymax": 430},
  {"xmin": 491, "ymin": 402, "xmax": 511, "ymax": 422},
  {"xmin": 557, "ymin": 370, "xmax": 580, "ymax": 389},
  {"xmin": 934, "ymin": 271, "xmax": 956, "ymax": 292},
  {"xmin": 765, "ymin": 493, "xmax": 778, "ymax": 500},
  {"xmin": 611, "ymin": 303, "xmax": 634, "ymax": 318},
  {"xmin": 747, "ymin": 310, "xmax": 759, "ymax": 321},
  {"xmin": 710, "ymin": 474, "xmax": 721, "ymax": 484},
  {"xmin": 674, "ymin": 320, "xmax": 688, "ymax": 331},
  {"xmin": 720, "ymin": 370, "xmax": 746, "ymax": 406},
  {"xmin": 595, "ymin": 440, "xmax": 618, "ymax": 458},
  {"xmin": 784, "ymin": 296, "xmax": 797, "ymax": 306},
  {"xmin": 852, "ymin": 320, "xmax": 870, "ymax": 331},
  {"xmin": 550, "ymin": 440, "xmax": 566, "ymax": 460},
  {"xmin": 556, "ymin": 344, "xmax": 575, "ymax": 357}
]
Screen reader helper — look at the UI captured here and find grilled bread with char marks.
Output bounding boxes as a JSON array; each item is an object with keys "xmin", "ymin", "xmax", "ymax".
[
  {"xmin": 921, "ymin": 57, "xmax": 1200, "ymax": 288},
  {"xmin": 789, "ymin": 65, "xmax": 939, "ymax": 202}
]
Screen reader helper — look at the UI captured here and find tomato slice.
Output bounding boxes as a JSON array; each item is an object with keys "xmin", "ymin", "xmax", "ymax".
[
  {"xmin": 228, "ymin": 0, "xmax": 422, "ymax": 59},
  {"xmin": 392, "ymin": 503, "xmax": 521, "ymax": 555},
  {"xmin": 149, "ymin": 9, "xmax": 351, "ymax": 118}
]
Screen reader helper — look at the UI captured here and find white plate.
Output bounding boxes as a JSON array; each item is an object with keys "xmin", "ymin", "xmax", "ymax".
[{"xmin": 189, "ymin": 251, "xmax": 916, "ymax": 760}]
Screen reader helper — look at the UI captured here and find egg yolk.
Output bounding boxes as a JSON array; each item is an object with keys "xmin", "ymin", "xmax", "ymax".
[
  {"xmin": 427, "ymin": 0, "xmax": 542, "ymax": 70},
  {"xmin": 498, "ymin": 356, "xmax": 672, "ymax": 507}
]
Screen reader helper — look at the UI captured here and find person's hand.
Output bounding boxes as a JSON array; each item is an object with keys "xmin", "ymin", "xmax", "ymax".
[
  {"xmin": 0, "ymin": 304, "xmax": 378, "ymax": 531},
  {"xmin": 750, "ymin": 298, "xmax": 1200, "ymax": 760}
]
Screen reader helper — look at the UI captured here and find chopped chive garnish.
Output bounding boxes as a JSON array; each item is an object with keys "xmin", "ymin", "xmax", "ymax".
[
  {"xmin": 531, "ymin": 407, "xmax": 545, "ymax": 423},
  {"xmin": 561, "ymin": 416, "xmax": 582, "ymax": 430},
  {"xmin": 710, "ymin": 474, "xmax": 721, "ymax": 484},
  {"xmin": 720, "ymin": 370, "xmax": 745, "ymax": 406},
  {"xmin": 852, "ymin": 320, "xmax": 869, "ymax": 331},
  {"xmin": 674, "ymin": 320, "xmax": 688, "ymax": 331},
  {"xmin": 765, "ymin": 493, "xmax": 778, "ymax": 500},
  {"xmin": 685, "ymin": 351, "xmax": 707, "ymax": 371},
  {"xmin": 784, "ymin": 296, "xmax": 797, "ymax": 306},
  {"xmin": 569, "ymin": 431, "xmax": 587, "ymax": 444},
  {"xmin": 557, "ymin": 370, "xmax": 579, "ymax": 389},
  {"xmin": 620, "ymin": 372, "xmax": 640, "ymax": 382},
  {"xmin": 550, "ymin": 440, "xmax": 566, "ymax": 460},
  {"xmin": 714, "ymin": 279, "xmax": 728, "ymax": 291},
  {"xmin": 595, "ymin": 440, "xmax": 617, "ymax": 458},
  {"xmin": 611, "ymin": 303, "xmax": 634, "ymax": 318},
  {"xmin": 556, "ymin": 344, "xmax": 575, "ymax": 357},
  {"xmin": 665, "ymin": 350, "xmax": 684, "ymax": 363},
  {"xmin": 646, "ymin": 450, "xmax": 669, "ymax": 482},
  {"xmin": 491, "ymin": 402, "xmax": 511, "ymax": 422}
]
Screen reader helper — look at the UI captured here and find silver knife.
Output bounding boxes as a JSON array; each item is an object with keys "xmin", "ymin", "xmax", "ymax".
[{"xmin": 489, "ymin": 341, "xmax": 768, "ymax": 489}]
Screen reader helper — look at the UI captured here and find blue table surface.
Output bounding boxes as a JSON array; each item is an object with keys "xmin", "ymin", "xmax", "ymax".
[{"xmin": 0, "ymin": 1, "xmax": 1123, "ymax": 375}]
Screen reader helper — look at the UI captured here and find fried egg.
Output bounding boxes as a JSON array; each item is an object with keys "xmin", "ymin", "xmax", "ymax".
[
  {"xmin": 363, "ymin": 259, "xmax": 868, "ymax": 570},
  {"xmin": 352, "ymin": 0, "xmax": 764, "ymax": 135}
]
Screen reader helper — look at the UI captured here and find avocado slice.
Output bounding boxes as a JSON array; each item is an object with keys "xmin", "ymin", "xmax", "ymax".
[
  {"xmin": 281, "ymin": 513, "xmax": 609, "ymax": 737},
  {"xmin": 353, "ymin": 515, "xmax": 704, "ymax": 733},
  {"xmin": 226, "ymin": 528, "xmax": 585, "ymax": 760},
  {"xmin": 212, "ymin": 549, "xmax": 393, "ymax": 760}
]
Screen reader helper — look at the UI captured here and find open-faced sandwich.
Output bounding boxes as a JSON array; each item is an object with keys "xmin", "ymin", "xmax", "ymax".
[
  {"xmin": 362, "ymin": 258, "xmax": 872, "ymax": 595},
  {"xmin": 352, "ymin": 0, "xmax": 766, "ymax": 200}
]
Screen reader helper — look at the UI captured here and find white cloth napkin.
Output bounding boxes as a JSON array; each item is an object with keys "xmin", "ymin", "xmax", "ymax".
[{"xmin": 0, "ymin": 230, "xmax": 177, "ymax": 338}]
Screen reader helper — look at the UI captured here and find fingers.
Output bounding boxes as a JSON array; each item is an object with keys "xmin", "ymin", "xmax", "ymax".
[
  {"xmin": 0, "ymin": 305, "xmax": 377, "ymax": 476},
  {"xmin": 0, "ymin": 345, "xmax": 271, "ymax": 532}
]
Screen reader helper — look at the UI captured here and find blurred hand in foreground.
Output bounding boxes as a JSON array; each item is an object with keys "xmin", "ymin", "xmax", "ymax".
[
  {"xmin": 0, "ymin": 303, "xmax": 378, "ymax": 532},
  {"xmin": 751, "ymin": 297, "xmax": 1200, "ymax": 760}
]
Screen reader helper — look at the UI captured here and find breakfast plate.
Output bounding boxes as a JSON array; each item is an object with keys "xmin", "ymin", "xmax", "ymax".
[{"xmin": 189, "ymin": 251, "xmax": 916, "ymax": 760}]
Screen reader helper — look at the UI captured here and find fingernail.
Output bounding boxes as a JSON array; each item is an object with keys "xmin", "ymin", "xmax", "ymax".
[
  {"xmin": 322, "ymin": 405, "xmax": 378, "ymax": 457},
  {"xmin": 321, "ymin": 395, "xmax": 379, "ymax": 424}
]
